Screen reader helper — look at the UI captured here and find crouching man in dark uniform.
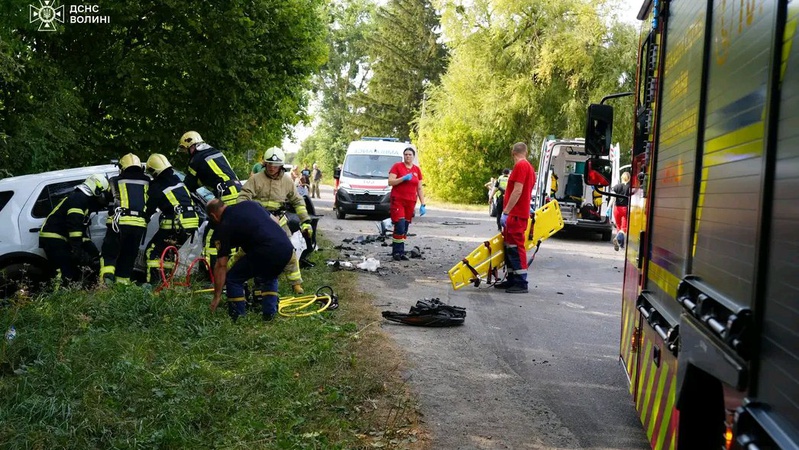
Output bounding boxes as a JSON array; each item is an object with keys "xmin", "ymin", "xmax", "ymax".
[{"xmin": 206, "ymin": 199, "xmax": 293, "ymax": 322}]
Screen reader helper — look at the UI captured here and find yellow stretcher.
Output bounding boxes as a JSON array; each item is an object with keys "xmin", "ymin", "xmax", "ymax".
[{"xmin": 447, "ymin": 200, "xmax": 565, "ymax": 290}]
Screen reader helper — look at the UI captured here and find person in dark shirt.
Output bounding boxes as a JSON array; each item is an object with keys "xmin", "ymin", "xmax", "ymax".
[
  {"xmin": 206, "ymin": 199, "xmax": 294, "ymax": 322},
  {"xmin": 611, "ymin": 171, "xmax": 631, "ymax": 251}
]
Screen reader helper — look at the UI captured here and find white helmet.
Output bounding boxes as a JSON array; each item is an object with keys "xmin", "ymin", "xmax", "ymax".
[
  {"xmin": 82, "ymin": 174, "xmax": 110, "ymax": 197},
  {"xmin": 263, "ymin": 147, "xmax": 286, "ymax": 166}
]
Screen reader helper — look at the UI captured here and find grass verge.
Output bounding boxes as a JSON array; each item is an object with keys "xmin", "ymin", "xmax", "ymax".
[{"xmin": 0, "ymin": 237, "xmax": 427, "ymax": 449}]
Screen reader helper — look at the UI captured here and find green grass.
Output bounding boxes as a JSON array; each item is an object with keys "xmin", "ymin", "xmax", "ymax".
[{"xmin": 0, "ymin": 241, "xmax": 424, "ymax": 449}]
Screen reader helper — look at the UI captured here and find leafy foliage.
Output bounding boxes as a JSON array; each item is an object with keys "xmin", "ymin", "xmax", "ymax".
[
  {"xmin": 0, "ymin": 0, "xmax": 327, "ymax": 177},
  {"xmin": 353, "ymin": 0, "xmax": 448, "ymax": 140},
  {"xmin": 297, "ymin": 0, "xmax": 375, "ymax": 174},
  {"xmin": 417, "ymin": 0, "xmax": 637, "ymax": 202}
]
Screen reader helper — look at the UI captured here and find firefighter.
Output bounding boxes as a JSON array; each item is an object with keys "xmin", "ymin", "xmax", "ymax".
[
  {"xmin": 39, "ymin": 174, "xmax": 110, "ymax": 285},
  {"xmin": 493, "ymin": 169, "xmax": 510, "ymax": 231},
  {"xmin": 238, "ymin": 147, "xmax": 312, "ymax": 295},
  {"xmin": 99, "ymin": 154, "xmax": 150, "ymax": 284},
  {"xmin": 206, "ymin": 199, "xmax": 294, "ymax": 322},
  {"xmin": 177, "ymin": 131, "xmax": 241, "ymax": 267},
  {"xmin": 143, "ymin": 153, "xmax": 200, "ymax": 283}
]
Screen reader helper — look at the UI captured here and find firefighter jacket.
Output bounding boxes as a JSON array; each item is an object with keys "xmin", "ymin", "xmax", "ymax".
[
  {"xmin": 145, "ymin": 167, "xmax": 200, "ymax": 230},
  {"xmin": 39, "ymin": 189, "xmax": 97, "ymax": 247},
  {"xmin": 184, "ymin": 144, "xmax": 241, "ymax": 205},
  {"xmin": 495, "ymin": 175, "xmax": 510, "ymax": 197},
  {"xmin": 238, "ymin": 171, "xmax": 310, "ymax": 224},
  {"xmin": 109, "ymin": 170, "xmax": 150, "ymax": 228}
]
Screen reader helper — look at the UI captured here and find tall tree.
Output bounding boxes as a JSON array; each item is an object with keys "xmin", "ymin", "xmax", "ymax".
[
  {"xmin": 416, "ymin": 0, "xmax": 636, "ymax": 202},
  {"xmin": 354, "ymin": 0, "xmax": 447, "ymax": 140},
  {"xmin": 296, "ymin": 0, "xmax": 375, "ymax": 172},
  {"xmin": 0, "ymin": 0, "xmax": 327, "ymax": 176}
]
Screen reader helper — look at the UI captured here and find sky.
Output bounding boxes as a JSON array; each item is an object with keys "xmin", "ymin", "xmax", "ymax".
[{"xmin": 282, "ymin": 0, "xmax": 644, "ymax": 153}]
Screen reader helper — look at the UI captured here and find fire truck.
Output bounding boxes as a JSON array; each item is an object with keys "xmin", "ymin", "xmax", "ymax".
[{"xmin": 581, "ymin": 0, "xmax": 799, "ymax": 448}]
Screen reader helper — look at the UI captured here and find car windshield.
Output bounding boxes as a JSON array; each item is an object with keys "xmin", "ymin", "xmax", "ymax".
[{"xmin": 342, "ymin": 155, "xmax": 401, "ymax": 179}]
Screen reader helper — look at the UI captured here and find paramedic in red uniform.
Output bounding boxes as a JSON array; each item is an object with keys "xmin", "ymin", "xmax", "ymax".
[
  {"xmin": 387, "ymin": 147, "xmax": 426, "ymax": 261},
  {"xmin": 495, "ymin": 142, "xmax": 536, "ymax": 294}
]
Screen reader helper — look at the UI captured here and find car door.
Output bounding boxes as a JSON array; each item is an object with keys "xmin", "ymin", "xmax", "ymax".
[{"xmin": 23, "ymin": 177, "xmax": 110, "ymax": 254}]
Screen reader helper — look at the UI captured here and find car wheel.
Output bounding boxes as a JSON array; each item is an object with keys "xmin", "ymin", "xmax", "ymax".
[
  {"xmin": 0, "ymin": 261, "xmax": 50, "ymax": 298},
  {"xmin": 335, "ymin": 208, "xmax": 346, "ymax": 220}
]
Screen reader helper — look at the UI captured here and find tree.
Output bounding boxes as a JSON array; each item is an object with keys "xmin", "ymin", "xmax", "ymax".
[
  {"xmin": 296, "ymin": 0, "xmax": 375, "ymax": 173},
  {"xmin": 354, "ymin": 0, "xmax": 447, "ymax": 140},
  {"xmin": 0, "ymin": 0, "xmax": 327, "ymax": 176},
  {"xmin": 416, "ymin": 0, "xmax": 636, "ymax": 202}
]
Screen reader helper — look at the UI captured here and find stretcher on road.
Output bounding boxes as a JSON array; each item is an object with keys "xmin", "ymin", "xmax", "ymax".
[{"xmin": 447, "ymin": 200, "xmax": 564, "ymax": 290}]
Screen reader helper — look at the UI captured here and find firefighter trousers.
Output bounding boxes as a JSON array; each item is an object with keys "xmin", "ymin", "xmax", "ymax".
[
  {"xmin": 145, "ymin": 227, "xmax": 196, "ymax": 283},
  {"xmin": 101, "ymin": 224, "xmax": 145, "ymax": 283},
  {"xmin": 279, "ymin": 221, "xmax": 302, "ymax": 286}
]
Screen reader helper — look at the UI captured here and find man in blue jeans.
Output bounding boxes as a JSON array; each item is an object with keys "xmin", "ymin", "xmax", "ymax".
[{"xmin": 206, "ymin": 199, "xmax": 294, "ymax": 322}]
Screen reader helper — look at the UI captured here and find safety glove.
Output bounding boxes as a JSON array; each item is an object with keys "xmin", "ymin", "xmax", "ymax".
[
  {"xmin": 500, "ymin": 213, "xmax": 509, "ymax": 228},
  {"xmin": 301, "ymin": 222, "xmax": 313, "ymax": 238},
  {"xmin": 419, "ymin": 204, "xmax": 426, "ymax": 216},
  {"xmin": 401, "ymin": 173, "xmax": 412, "ymax": 182}
]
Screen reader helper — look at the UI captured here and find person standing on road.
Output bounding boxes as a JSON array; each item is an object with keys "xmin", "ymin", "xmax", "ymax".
[
  {"xmin": 611, "ymin": 171, "xmax": 631, "ymax": 251},
  {"xmin": 238, "ymin": 147, "xmax": 313, "ymax": 295},
  {"xmin": 495, "ymin": 142, "xmax": 536, "ymax": 294},
  {"xmin": 206, "ymin": 199, "xmax": 294, "ymax": 322},
  {"xmin": 387, "ymin": 147, "xmax": 426, "ymax": 261},
  {"xmin": 492, "ymin": 168, "xmax": 511, "ymax": 230},
  {"xmin": 311, "ymin": 163, "xmax": 322, "ymax": 199}
]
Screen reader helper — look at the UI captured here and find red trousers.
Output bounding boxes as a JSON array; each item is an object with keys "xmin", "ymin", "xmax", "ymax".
[
  {"xmin": 613, "ymin": 206, "xmax": 628, "ymax": 234},
  {"xmin": 503, "ymin": 215, "xmax": 529, "ymax": 272}
]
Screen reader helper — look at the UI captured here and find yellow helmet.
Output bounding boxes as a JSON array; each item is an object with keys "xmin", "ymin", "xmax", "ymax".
[
  {"xmin": 177, "ymin": 131, "xmax": 204, "ymax": 152},
  {"xmin": 263, "ymin": 147, "xmax": 285, "ymax": 166},
  {"xmin": 83, "ymin": 174, "xmax": 110, "ymax": 197},
  {"xmin": 118, "ymin": 153, "xmax": 141, "ymax": 171},
  {"xmin": 146, "ymin": 153, "xmax": 172, "ymax": 177}
]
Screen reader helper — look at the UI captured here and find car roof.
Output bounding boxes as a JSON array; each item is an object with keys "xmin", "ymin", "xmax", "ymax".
[{"xmin": 0, "ymin": 164, "xmax": 118, "ymax": 187}]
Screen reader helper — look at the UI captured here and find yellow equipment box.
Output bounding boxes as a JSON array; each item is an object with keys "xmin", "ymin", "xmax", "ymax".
[{"xmin": 447, "ymin": 200, "xmax": 564, "ymax": 290}]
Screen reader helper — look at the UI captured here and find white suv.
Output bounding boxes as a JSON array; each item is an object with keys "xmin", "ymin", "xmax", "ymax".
[
  {"xmin": 0, "ymin": 164, "xmax": 119, "ymax": 295},
  {"xmin": 0, "ymin": 165, "xmax": 214, "ymax": 296}
]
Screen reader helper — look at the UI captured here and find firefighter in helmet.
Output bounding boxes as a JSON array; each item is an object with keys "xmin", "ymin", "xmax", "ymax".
[
  {"xmin": 177, "ymin": 131, "xmax": 241, "ymax": 266},
  {"xmin": 39, "ymin": 174, "xmax": 110, "ymax": 285},
  {"xmin": 143, "ymin": 153, "xmax": 200, "ymax": 283},
  {"xmin": 238, "ymin": 147, "xmax": 312, "ymax": 295},
  {"xmin": 99, "ymin": 153, "xmax": 150, "ymax": 284}
]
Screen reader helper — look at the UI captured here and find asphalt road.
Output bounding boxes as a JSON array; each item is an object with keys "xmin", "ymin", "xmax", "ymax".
[{"xmin": 311, "ymin": 185, "xmax": 649, "ymax": 450}]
